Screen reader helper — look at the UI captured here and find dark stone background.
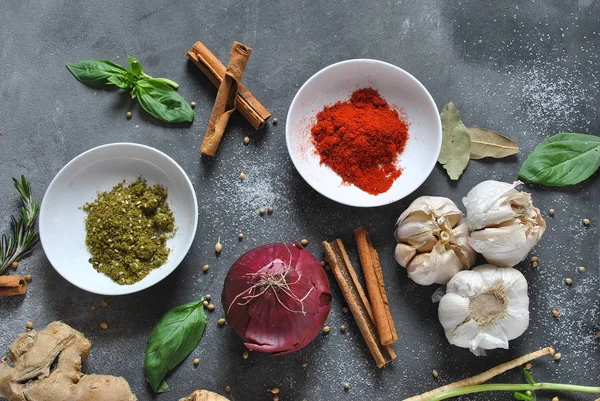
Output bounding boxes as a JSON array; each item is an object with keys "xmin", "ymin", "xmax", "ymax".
[{"xmin": 0, "ymin": 1, "xmax": 598, "ymax": 400}]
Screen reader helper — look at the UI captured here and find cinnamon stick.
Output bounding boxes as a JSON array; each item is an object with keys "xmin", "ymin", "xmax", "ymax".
[
  {"xmin": 322, "ymin": 239, "xmax": 396, "ymax": 368},
  {"xmin": 0, "ymin": 275, "xmax": 27, "ymax": 296},
  {"xmin": 354, "ymin": 226, "xmax": 398, "ymax": 345},
  {"xmin": 187, "ymin": 41, "xmax": 271, "ymax": 130},
  {"xmin": 201, "ymin": 41, "xmax": 252, "ymax": 156}
]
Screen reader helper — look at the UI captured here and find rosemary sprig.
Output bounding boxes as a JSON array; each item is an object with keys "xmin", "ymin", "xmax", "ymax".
[{"xmin": 0, "ymin": 176, "xmax": 40, "ymax": 275}]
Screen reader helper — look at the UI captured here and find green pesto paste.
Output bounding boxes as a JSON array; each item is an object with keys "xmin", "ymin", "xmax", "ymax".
[{"xmin": 83, "ymin": 178, "xmax": 175, "ymax": 285}]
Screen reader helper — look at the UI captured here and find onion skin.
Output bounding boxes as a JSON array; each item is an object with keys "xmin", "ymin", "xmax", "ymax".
[{"xmin": 222, "ymin": 243, "xmax": 332, "ymax": 355}]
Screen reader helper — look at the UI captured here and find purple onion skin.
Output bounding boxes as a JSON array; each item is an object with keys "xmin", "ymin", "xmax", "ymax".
[{"xmin": 222, "ymin": 242, "xmax": 332, "ymax": 355}]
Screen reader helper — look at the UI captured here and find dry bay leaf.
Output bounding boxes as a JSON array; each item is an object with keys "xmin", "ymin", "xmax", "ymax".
[
  {"xmin": 438, "ymin": 102, "xmax": 471, "ymax": 180},
  {"xmin": 468, "ymin": 127, "xmax": 519, "ymax": 159}
]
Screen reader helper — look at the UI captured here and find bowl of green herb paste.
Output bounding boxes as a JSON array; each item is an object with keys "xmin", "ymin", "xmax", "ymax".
[{"xmin": 39, "ymin": 143, "xmax": 198, "ymax": 295}]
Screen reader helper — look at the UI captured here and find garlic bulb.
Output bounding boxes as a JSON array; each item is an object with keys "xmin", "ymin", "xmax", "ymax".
[
  {"xmin": 394, "ymin": 196, "xmax": 476, "ymax": 286},
  {"xmin": 438, "ymin": 264, "xmax": 529, "ymax": 355},
  {"xmin": 462, "ymin": 180, "xmax": 546, "ymax": 267}
]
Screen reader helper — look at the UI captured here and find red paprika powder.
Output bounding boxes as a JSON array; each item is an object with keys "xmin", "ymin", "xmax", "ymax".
[{"xmin": 310, "ymin": 88, "xmax": 409, "ymax": 195}]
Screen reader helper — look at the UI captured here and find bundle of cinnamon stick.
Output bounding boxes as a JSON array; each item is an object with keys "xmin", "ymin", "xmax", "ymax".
[
  {"xmin": 322, "ymin": 227, "xmax": 398, "ymax": 368},
  {"xmin": 187, "ymin": 41, "xmax": 271, "ymax": 156}
]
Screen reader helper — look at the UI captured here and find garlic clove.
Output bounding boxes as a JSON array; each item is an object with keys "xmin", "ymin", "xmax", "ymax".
[
  {"xmin": 396, "ymin": 214, "xmax": 438, "ymax": 249},
  {"xmin": 438, "ymin": 292, "xmax": 471, "ymax": 332},
  {"xmin": 451, "ymin": 221, "xmax": 476, "ymax": 267},
  {"xmin": 445, "ymin": 269, "xmax": 485, "ymax": 297},
  {"xmin": 468, "ymin": 223, "xmax": 534, "ymax": 267},
  {"xmin": 463, "ymin": 181, "xmax": 521, "ymax": 230},
  {"xmin": 408, "ymin": 244, "xmax": 465, "ymax": 285},
  {"xmin": 394, "ymin": 243, "xmax": 416, "ymax": 268}
]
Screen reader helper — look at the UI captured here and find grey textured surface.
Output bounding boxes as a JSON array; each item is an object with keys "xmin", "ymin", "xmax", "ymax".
[{"xmin": 1, "ymin": 1, "xmax": 599, "ymax": 400}]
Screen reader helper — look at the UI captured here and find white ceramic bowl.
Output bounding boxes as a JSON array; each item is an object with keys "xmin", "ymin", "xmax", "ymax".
[
  {"xmin": 286, "ymin": 59, "xmax": 442, "ymax": 207},
  {"xmin": 40, "ymin": 143, "xmax": 198, "ymax": 295}
]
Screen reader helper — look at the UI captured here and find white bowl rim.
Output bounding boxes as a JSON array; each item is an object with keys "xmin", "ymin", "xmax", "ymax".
[
  {"xmin": 39, "ymin": 142, "xmax": 199, "ymax": 295},
  {"xmin": 285, "ymin": 58, "xmax": 442, "ymax": 208}
]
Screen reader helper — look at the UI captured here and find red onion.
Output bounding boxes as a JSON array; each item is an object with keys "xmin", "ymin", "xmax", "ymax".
[{"xmin": 221, "ymin": 242, "xmax": 332, "ymax": 355}]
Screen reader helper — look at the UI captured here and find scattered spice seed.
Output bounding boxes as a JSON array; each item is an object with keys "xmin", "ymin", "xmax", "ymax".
[
  {"xmin": 565, "ymin": 278, "xmax": 573, "ymax": 286},
  {"xmin": 244, "ymin": 136, "xmax": 250, "ymax": 145},
  {"xmin": 100, "ymin": 322, "xmax": 108, "ymax": 329},
  {"xmin": 339, "ymin": 325, "xmax": 346, "ymax": 333},
  {"xmin": 100, "ymin": 300, "xmax": 108, "ymax": 308},
  {"xmin": 302, "ymin": 362, "xmax": 308, "ymax": 368},
  {"xmin": 531, "ymin": 261, "xmax": 539, "ymax": 268},
  {"xmin": 207, "ymin": 303, "xmax": 215, "ymax": 311},
  {"xmin": 193, "ymin": 358, "xmax": 200, "ymax": 366},
  {"xmin": 552, "ymin": 397, "xmax": 559, "ymax": 401},
  {"xmin": 11, "ymin": 261, "xmax": 18, "ymax": 269},
  {"xmin": 552, "ymin": 309, "xmax": 560, "ymax": 318},
  {"xmin": 342, "ymin": 307, "xmax": 349, "ymax": 314},
  {"xmin": 267, "ymin": 207, "xmax": 273, "ymax": 215},
  {"xmin": 205, "ymin": 294, "xmax": 212, "ymax": 301},
  {"xmin": 242, "ymin": 351, "xmax": 249, "ymax": 359},
  {"xmin": 25, "ymin": 321, "xmax": 33, "ymax": 330},
  {"xmin": 578, "ymin": 266, "xmax": 586, "ymax": 273},
  {"xmin": 553, "ymin": 352, "xmax": 562, "ymax": 361},
  {"xmin": 24, "ymin": 274, "xmax": 32, "ymax": 282},
  {"xmin": 596, "ymin": 330, "xmax": 600, "ymax": 337},
  {"xmin": 531, "ymin": 256, "xmax": 539, "ymax": 262},
  {"xmin": 526, "ymin": 391, "xmax": 532, "ymax": 396},
  {"xmin": 432, "ymin": 369, "xmax": 439, "ymax": 378},
  {"xmin": 525, "ymin": 362, "xmax": 533, "ymax": 370},
  {"xmin": 320, "ymin": 261, "xmax": 326, "ymax": 267},
  {"xmin": 202, "ymin": 264, "xmax": 209, "ymax": 272},
  {"xmin": 259, "ymin": 208, "xmax": 265, "ymax": 216},
  {"xmin": 215, "ymin": 238, "xmax": 223, "ymax": 254},
  {"xmin": 549, "ymin": 208, "xmax": 555, "ymax": 216},
  {"xmin": 273, "ymin": 117, "xmax": 278, "ymax": 124},
  {"xmin": 273, "ymin": 396, "xmax": 280, "ymax": 401},
  {"xmin": 190, "ymin": 101, "xmax": 196, "ymax": 108},
  {"xmin": 217, "ymin": 318, "xmax": 226, "ymax": 326},
  {"xmin": 240, "ymin": 172, "xmax": 245, "ymax": 180},
  {"xmin": 203, "ymin": 300, "xmax": 209, "ymax": 307},
  {"xmin": 582, "ymin": 218, "xmax": 590, "ymax": 226},
  {"xmin": 238, "ymin": 233, "xmax": 244, "ymax": 240},
  {"xmin": 322, "ymin": 325, "xmax": 331, "ymax": 334},
  {"xmin": 269, "ymin": 388, "xmax": 280, "ymax": 394},
  {"xmin": 90, "ymin": 305, "xmax": 96, "ymax": 311},
  {"xmin": 325, "ymin": 264, "xmax": 331, "ymax": 270},
  {"xmin": 126, "ymin": 111, "xmax": 132, "ymax": 119},
  {"xmin": 225, "ymin": 386, "xmax": 231, "ymax": 394},
  {"xmin": 343, "ymin": 383, "xmax": 350, "ymax": 391},
  {"xmin": 71, "ymin": 302, "xmax": 77, "ymax": 308},
  {"xmin": 301, "ymin": 239, "xmax": 308, "ymax": 246}
]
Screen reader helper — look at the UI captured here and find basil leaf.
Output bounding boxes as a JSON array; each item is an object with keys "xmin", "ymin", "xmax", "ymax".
[
  {"xmin": 438, "ymin": 102, "xmax": 471, "ymax": 180},
  {"xmin": 518, "ymin": 133, "xmax": 600, "ymax": 186},
  {"xmin": 128, "ymin": 55, "xmax": 143, "ymax": 78},
  {"xmin": 107, "ymin": 74, "xmax": 135, "ymax": 91},
  {"xmin": 145, "ymin": 299, "xmax": 207, "ymax": 393},
  {"xmin": 134, "ymin": 78, "xmax": 194, "ymax": 123},
  {"xmin": 66, "ymin": 60, "xmax": 129, "ymax": 86}
]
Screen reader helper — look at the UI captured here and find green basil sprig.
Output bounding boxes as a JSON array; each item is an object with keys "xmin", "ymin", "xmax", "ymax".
[
  {"xmin": 145, "ymin": 299, "xmax": 207, "ymax": 393},
  {"xmin": 518, "ymin": 133, "xmax": 600, "ymax": 186},
  {"xmin": 66, "ymin": 56, "xmax": 194, "ymax": 124}
]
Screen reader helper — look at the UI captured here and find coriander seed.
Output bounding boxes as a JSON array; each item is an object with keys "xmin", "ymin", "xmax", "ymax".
[
  {"xmin": 302, "ymin": 362, "xmax": 308, "ymax": 368},
  {"xmin": 432, "ymin": 369, "xmax": 439, "ymax": 378},
  {"xmin": 340, "ymin": 325, "xmax": 346, "ymax": 333},
  {"xmin": 100, "ymin": 322, "xmax": 108, "ymax": 329},
  {"xmin": 238, "ymin": 233, "xmax": 244, "ymax": 240},
  {"xmin": 301, "ymin": 239, "xmax": 308, "ymax": 246},
  {"xmin": 126, "ymin": 111, "xmax": 132, "ymax": 119},
  {"xmin": 531, "ymin": 256, "xmax": 539, "ymax": 262},
  {"xmin": 552, "ymin": 309, "xmax": 560, "ymax": 318},
  {"xmin": 552, "ymin": 397, "xmax": 559, "ymax": 401},
  {"xmin": 24, "ymin": 274, "xmax": 32, "ymax": 282},
  {"xmin": 207, "ymin": 303, "xmax": 215, "ymax": 311},
  {"xmin": 244, "ymin": 136, "xmax": 250, "ymax": 144},
  {"xmin": 10, "ymin": 261, "xmax": 18, "ymax": 269},
  {"xmin": 583, "ymin": 218, "xmax": 590, "ymax": 226},
  {"xmin": 342, "ymin": 307, "xmax": 349, "ymax": 314},
  {"xmin": 320, "ymin": 261, "xmax": 326, "ymax": 267},
  {"xmin": 565, "ymin": 277, "xmax": 573, "ymax": 286},
  {"xmin": 267, "ymin": 207, "xmax": 273, "ymax": 215},
  {"xmin": 90, "ymin": 305, "xmax": 96, "ymax": 311},
  {"xmin": 273, "ymin": 117, "xmax": 278, "ymax": 124},
  {"xmin": 205, "ymin": 294, "xmax": 211, "ymax": 301},
  {"xmin": 578, "ymin": 266, "xmax": 586, "ymax": 273},
  {"xmin": 322, "ymin": 325, "xmax": 331, "ymax": 334},
  {"xmin": 100, "ymin": 300, "xmax": 108, "ymax": 308},
  {"xmin": 217, "ymin": 318, "xmax": 226, "ymax": 326},
  {"xmin": 259, "ymin": 208, "xmax": 265, "ymax": 216},
  {"xmin": 202, "ymin": 264, "xmax": 209, "ymax": 272},
  {"xmin": 25, "ymin": 321, "xmax": 33, "ymax": 330},
  {"xmin": 240, "ymin": 172, "xmax": 245, "ymax": 180},
  {"xmin": 225, "ymin": 385, "xmax": 231, "ymax": 393},
  {"xmin": 269, "ymin": 388, "xmax": 280, "ymax": 394},
  {"xmin": 215, "ymin": 238, "xmax": 223, "ymax": 254},
  {"xmin": 190, "ymin": 101, "xmax": 196, "ymax": 108},
  {"xmin": 554, "ymin": 352, "xmax": 562, "ymax": 360},
  {"xmin": 193, "ymin": 358, "xmax": 200, "ymax": 366},
  {"xmin": 526, "ymin": 391, "xmax": 532, "ymax": 396},
  {"xmin": 525, "ymin": 362, "xmax": 533, "ymax": 370},
  {"xmin": 531, "ymin": 261, "xmax": 539, "ymax": 268},
  {"xmin": 240, "ymin": 351, "xmax": 249, "ymax": 359},
  {"xmin": 273, "ymin": 396, "xmax": 280, "ymax": 401},
  {"xmin": 549, "ymin": 208, "xmax": 555, "ymax": 216},
  {"xmin": 203, "ymin": 300, "xmax": 209, "ymax": 307},
  {"xmin": 343, "ymin": 383, "xmax": 350, "ymax": 391}
]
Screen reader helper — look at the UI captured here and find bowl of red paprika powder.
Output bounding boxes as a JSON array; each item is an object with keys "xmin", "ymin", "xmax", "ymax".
[{"xmin": 286, "ymin": 59, "xmax": 442, "ymax": 207}]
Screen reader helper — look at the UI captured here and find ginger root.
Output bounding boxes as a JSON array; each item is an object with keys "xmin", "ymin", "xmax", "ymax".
[
  {"xmin": 180, "ymin": 389, "xmax": 230, "ymax": 401},
  {"xmin": 0, "ymin": 321, "xmax": 137, "ymax": 401}
]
